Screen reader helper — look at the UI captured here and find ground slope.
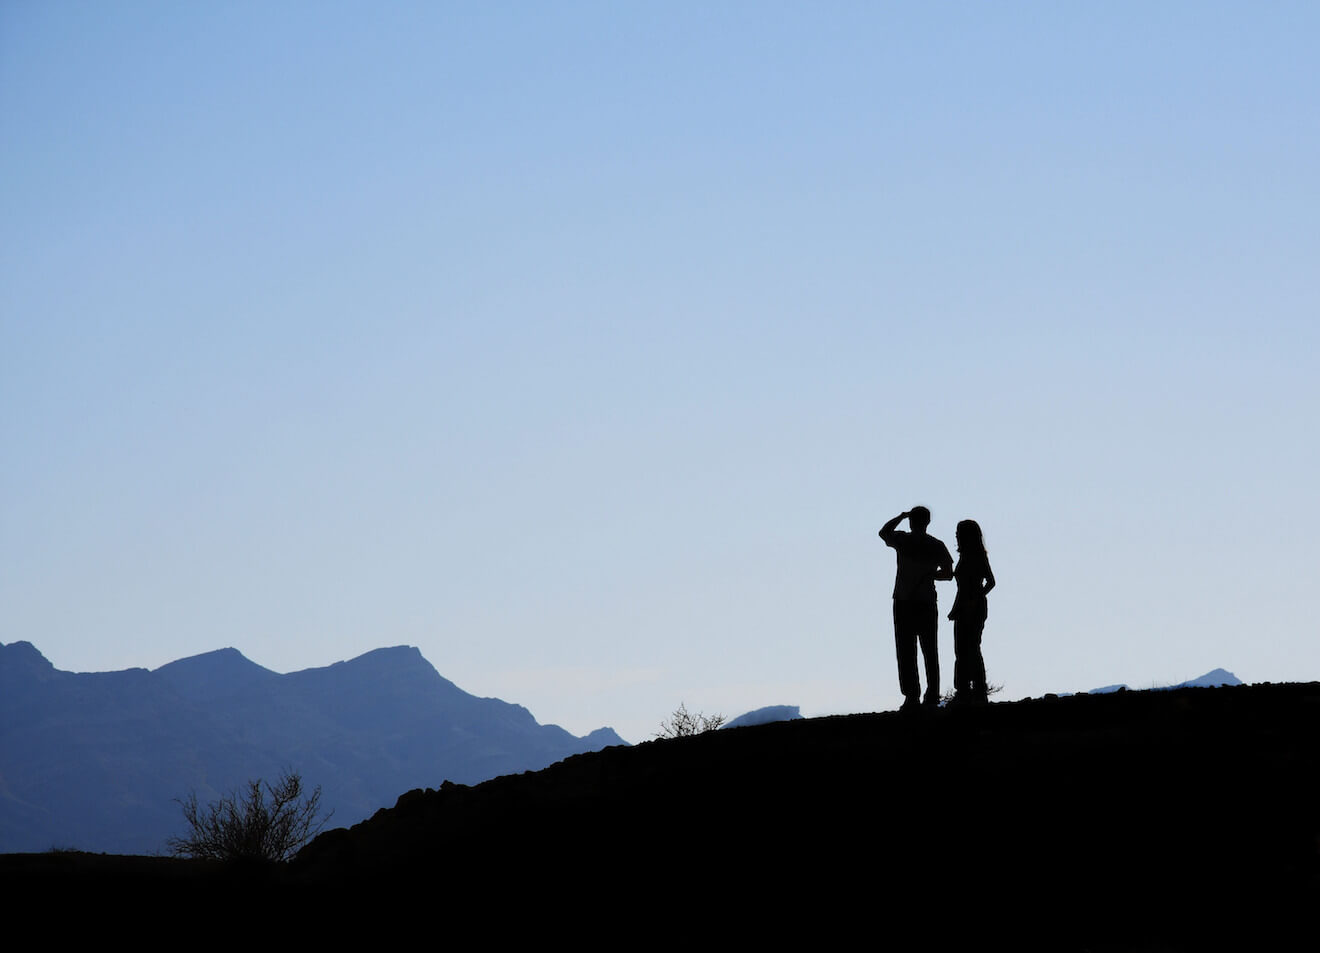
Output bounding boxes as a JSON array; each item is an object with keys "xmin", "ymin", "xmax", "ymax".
[
  {"xmin": 292, "ymin": 682, "xmax": 1320, "ymax": 943},
  {"xmin": 5, "ymin": 683, "xmax": 1317, "ymax": 946}
]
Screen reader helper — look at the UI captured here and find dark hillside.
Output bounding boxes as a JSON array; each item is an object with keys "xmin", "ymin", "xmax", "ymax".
[
  {"xmin": 5, "ymin": 683, "xmax": 1318, "ymax": 946},
  {"xmin": 291, "ymin": 682, "xmax": 1320, "ymax": 943}
]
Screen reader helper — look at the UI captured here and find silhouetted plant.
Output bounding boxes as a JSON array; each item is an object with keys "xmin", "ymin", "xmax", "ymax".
[
  {"xmin": 168, "ymin": 770, "xmax": 331, "ymax": 862},
  {"xmin": 939, "ymin": 682, "xmax": 1004, "ymax": 706},
  {"xmin": 656, "ymin": 702, "xmax": 724, "ymax": 739}
]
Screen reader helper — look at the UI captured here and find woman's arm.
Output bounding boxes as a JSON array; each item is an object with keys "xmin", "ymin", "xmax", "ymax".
[{"xmin": 982, "ymin": 561, "xmax": 996, "ymax": 597}]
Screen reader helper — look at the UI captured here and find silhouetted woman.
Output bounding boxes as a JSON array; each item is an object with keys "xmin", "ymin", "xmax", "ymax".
[{"xmin": 949, "ymin": 519, "xmax": 995, "ymax": 704}]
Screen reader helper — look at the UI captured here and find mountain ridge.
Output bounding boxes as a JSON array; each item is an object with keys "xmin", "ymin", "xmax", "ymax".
[
  {"xmin": 1089, "ymin": 666, "xmax": 1243, "ymax": 694},
  {"xmin": 0, "ymin": 641, "xmax": 625, "ymax": 854}
]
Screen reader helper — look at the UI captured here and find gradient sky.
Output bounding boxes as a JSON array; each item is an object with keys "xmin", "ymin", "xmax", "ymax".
[{"xmin": 3, "ymin": 3, "xmax": 1317, "ymax": 745}]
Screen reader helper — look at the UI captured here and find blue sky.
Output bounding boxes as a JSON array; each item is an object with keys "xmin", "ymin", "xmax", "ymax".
[{"xmin": 3, "ymin": 3, "xmax": 1317, "ymax": 745}]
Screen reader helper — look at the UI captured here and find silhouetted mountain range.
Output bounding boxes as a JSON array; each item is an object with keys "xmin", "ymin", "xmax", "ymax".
[
  {"xmin": 0, "ymin": 641, "xmax": 625, "ymax": 854},
  {"xmin": 1089, "ymin": 667, "xmax": 1243, "ymax": 694}
]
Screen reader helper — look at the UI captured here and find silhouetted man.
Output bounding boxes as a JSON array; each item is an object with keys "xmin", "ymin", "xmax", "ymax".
[{"xmin": 879, "ymin": 506, "xmax": 953, "ymax": 711}]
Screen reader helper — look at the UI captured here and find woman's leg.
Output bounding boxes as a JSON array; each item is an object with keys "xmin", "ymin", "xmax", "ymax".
[
  {"xmin": 970, "ymin": 619, "xmax": 987, "ymax": 701},
  {"xmin": 952, "ymin": 620, "xmax": 970, "ymax": 695}
]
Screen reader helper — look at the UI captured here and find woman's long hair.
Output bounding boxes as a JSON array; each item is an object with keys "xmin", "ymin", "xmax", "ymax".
[{"xmin": 956, "ymin": 519, "xmax": 989, "ymax": 573}]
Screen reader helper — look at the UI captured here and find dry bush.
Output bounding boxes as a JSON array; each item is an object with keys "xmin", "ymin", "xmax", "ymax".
[
  {"xmin": 168, "ymin": 770, "xmax": 331, "ymax": 862},
  {"xmin": 656, "ymin": 702, "xmax": 724, "ymax": 739}
]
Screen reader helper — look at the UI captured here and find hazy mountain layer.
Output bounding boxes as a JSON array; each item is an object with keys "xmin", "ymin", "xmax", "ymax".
[{"xmin": 0, "ymin": 641, "xmax": 624, "ymax": 854}]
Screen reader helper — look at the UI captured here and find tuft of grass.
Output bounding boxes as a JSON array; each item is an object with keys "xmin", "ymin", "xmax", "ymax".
[{"xmin": 939, "ymin": 682, "xmax": 1003, "ymax": 706}]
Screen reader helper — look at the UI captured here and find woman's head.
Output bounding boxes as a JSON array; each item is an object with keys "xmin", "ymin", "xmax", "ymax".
[{"xmin": 956, "ymin": 519, "xmax": 986, "ymax": 555}]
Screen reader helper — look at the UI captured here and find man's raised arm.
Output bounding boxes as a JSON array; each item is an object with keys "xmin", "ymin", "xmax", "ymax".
[{"xmin": 879, "ymin": 512, "xmax": 908, "ymax": 545}]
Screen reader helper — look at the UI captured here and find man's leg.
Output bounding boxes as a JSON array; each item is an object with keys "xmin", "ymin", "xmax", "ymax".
[
  {"xmin": 893, "ymin": 601, "xmax": 921, "ymax": 707},
  {"xmin": 916, "ymin": 602, "xmax": 939, "ymax": 705}
]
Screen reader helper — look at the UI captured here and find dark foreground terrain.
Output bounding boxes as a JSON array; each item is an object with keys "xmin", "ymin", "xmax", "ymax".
[{"xmin": 6, "ymin": 683, "xmax": 1318, "ymax": 946}]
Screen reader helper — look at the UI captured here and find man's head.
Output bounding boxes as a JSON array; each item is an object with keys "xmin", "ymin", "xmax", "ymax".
[{"xmin": 909, "ymin": 506, "xmax": 931, "ymax": 532}]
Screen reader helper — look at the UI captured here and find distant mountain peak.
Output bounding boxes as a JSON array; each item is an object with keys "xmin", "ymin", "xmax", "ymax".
[
  {"xmin": 1089, "ymin": 668, "xmax": 1244, "ymax": 695},
  {"xmin": 724, "ymin": 705, "xmax": 802, "ymax": 730},
  {"xmin": 322, "ymin": 644, "xmax": 409, "ymax": 660},
  {"xmin": 1, "ymin": 639, "xmax": 54, "ymax": 667},
  {"xmin": 1176, "ymin": 668, "xmax": 1243, "ymax": 689},
  {"xmin": 0, "ymin": 640, "xmax": 59, "ymax": 684},
  {"xmin": 153, "ymin": 646, "xmax": 278, "ymax": 701},
  {"xmin": 325, "ymin": 645, "xmax": 432, "ymax": 673},
  {"xmin": 303, "ymin": 645, "xmax": 461, "ymax": 698},
  {"xmin": 155, "ymin": 646, "xmax": 267, "ymax": 671},
  {"xmin": 580, "ymin": 726, "xmax": 629, "ymax": 748}
]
